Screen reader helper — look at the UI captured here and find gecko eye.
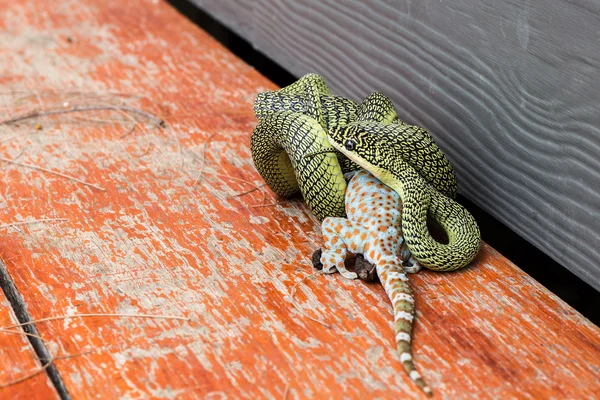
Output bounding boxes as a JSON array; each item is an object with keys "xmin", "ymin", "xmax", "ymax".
[{"xmin": 344, "ymin": 139, "xmax": 356, "ymax": 151}]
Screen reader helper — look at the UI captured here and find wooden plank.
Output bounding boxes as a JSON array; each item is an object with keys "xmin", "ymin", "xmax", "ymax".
[
  {"xmin": 0, "ymin": 285, "xmax": 58, "ymax": 399},
  {"xmin": 192, "ymin": 0, "xmax": 600, "ymax": 291},
  {"xmin": 0, "ymin": 0, "xmax": 599, "ymax": 398}
]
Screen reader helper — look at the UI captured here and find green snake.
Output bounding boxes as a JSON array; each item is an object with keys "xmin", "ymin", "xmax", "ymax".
[{"xmin": 251, "ymin": 74, "xmax": 480, "ymax": 270}]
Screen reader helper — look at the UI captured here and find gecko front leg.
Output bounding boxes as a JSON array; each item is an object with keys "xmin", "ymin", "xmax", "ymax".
[
  {"xmin": 317, "ymin": 217, "xmax": 365, "ymax": 280},
  {"xmin": 312, "ymin": 249, "xmax": 377, "ymax": 282}
]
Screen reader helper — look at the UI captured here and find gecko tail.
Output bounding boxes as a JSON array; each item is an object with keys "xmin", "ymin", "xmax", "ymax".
[
  {"xmin": 376, "ymin": 261, "xmax": 433, "ymax": 397},
  {"xmin": 399, "ymin": 349, "xmax": 433, "ymax": 397}
]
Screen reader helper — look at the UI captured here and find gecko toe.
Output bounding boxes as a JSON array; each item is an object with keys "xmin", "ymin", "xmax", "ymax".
[
  {"xmin": 312, "ymin": 249, "xmax": 323, "ymax": 270},
  {"xmin": 355, "ymin": 254, "xmax": 378, "ymax": 282}
]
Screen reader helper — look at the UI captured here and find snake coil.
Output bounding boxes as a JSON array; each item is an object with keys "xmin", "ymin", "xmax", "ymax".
[{"xmin": 251, "ymin": 74, "xmax": 480, "ymax": 271}]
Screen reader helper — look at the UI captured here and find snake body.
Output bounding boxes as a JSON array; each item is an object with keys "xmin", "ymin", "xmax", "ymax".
[
  {"xmin": 251, "ymin": 111, "xmax": 348, "ymax": 219},
  {"xmin": 328, "ymin": 121, "xmax": 480, "ymax": 270},
  {"xmin": 251, "ymin": 74, "xmax": 480, "ymax": 271}
]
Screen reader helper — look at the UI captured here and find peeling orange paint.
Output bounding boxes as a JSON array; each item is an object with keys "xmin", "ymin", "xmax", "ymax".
[
  {"xmin": 0, "ymin": 0, "xmax": 599, "ymax": 399},
  {"xmin": 0, "ymin": 294, "xmax": 58, "ymax": 398}
]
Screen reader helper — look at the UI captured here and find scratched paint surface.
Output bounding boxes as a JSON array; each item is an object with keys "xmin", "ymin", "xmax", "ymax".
[
  {"xmin": 0, "ymin": 0, "xmax": 599, "ymax": 399},
  {"xmin": 0, "ymin": 291, "xmax": 58, "ymax": 398}
]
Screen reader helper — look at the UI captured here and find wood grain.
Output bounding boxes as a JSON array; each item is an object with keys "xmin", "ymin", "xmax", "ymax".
[
  {"xmin": 192, "ymin": 0, "xmax": 600, "ymax": 291},
  {"xmin": 0, "ymin": 0, "xmax": 599, "ymax": 398}
]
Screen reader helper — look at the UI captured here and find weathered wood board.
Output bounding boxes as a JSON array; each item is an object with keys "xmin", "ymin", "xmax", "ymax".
[
  {"xmin": 0, "ymin": 285, "xmax": 58, "ymax": 398},
  {"xmin": 191, "ymin": 0, "xmax": 600, "ymax": 291},
  {"xmin": 0, "ymin": 0, "xmax": 599, "ymax": 398}
]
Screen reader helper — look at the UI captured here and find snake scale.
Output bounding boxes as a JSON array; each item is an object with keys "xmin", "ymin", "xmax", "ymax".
[{"xmin": 252, "ymin": 74, "xmax": 480, "ymax": 271}]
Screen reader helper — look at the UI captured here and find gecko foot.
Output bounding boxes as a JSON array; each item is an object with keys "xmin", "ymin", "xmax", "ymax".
[
  {"xmin": 312, "ymin": 249, "xmax": 323, "ymax": 270},
  {"xmin": 311, "ymin": 248, "xmax": 358, "ymax": 279},
  {"xmin": 354, "ymin": 254, "xmax": 378, "ymax": 282},
  {"xmin": 400, "ymin": 242, "xmax": 422, "ymax": 274}
]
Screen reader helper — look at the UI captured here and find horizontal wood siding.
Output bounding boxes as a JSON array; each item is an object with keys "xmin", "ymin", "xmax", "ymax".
[{"xmin": 192, "ymin": 0, "xmax": 600, "ymax": 290}]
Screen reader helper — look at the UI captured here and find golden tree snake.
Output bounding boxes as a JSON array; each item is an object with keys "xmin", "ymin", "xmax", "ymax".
[{"xmin": 251, "ymin": 74, "xmax": 481, "ymax": 271}]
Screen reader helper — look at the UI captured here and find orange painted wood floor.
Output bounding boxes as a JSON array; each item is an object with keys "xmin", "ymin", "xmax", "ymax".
[{"xmin": 0, "ymin": 0, "xmax": 599, "ymax": 399}]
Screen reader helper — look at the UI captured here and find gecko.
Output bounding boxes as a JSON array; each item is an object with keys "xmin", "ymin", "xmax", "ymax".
[{"xmin": 313, "ymin": 169, "xmax": 432, "ymax": 396}]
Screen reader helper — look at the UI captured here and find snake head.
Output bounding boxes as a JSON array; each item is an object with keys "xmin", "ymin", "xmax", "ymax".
[
  {"xmin": 328, "ymin": 123, "xmax": 397, "ymax": 172},
  {"xmin": 328, "ymin": 124, "xmax": 362, "ymax": 153},
  {"xmin": 328, "ymin": 121, "xmax": 458, "ymax": 201}
]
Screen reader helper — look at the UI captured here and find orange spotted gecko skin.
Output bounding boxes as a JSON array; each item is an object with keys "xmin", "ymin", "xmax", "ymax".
[{"xmin": 319, "ymin": 170, "xmax": 432, "ymax": 396}]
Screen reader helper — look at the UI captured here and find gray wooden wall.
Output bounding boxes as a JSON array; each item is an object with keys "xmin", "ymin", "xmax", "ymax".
[{"xmin": 191, "ymin": 0, "xmax": 600, "ymax": 291}]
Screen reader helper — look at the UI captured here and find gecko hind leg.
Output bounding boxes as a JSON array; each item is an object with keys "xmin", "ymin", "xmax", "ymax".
[
  {"xmin": 318, "ymin": 217, "xmax": 362, "ymax": 280},
  {"xmin": 400, "ymin": 242, "xmax": 423, "ymax": 274}
]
